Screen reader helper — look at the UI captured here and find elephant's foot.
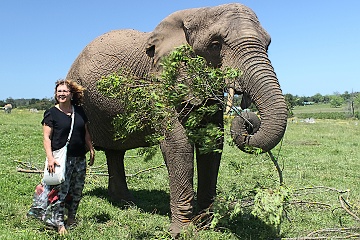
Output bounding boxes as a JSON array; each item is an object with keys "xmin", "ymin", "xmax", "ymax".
[
  {"xmin": 108, "ymin": 183, "xmax": 135, "ymax": 204},
  {"xmin": 196, "ymin": 198, "xmax": 215, "ymax": 215},
  {"xmin": 105, "ymin": 149, "xmax": 135, "ymax": 204},
  {"xmin": 193, "ymin": 205, "xmax": 214, "ymax": 230},
  {"xmin": 168, "ymin": 203, "xmax": 194, "ymax": 238},
  {"xmin": 169, "ymin": 207, "xmax": 214, "ymax": 238},
  {"xmin": 169, "ymin": 219, "xmax": 192, "ymax": 239}
]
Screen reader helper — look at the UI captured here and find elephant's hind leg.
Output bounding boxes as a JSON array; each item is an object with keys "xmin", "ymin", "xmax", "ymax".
[{"xmin": 105, "ymin": 149, "xmax": 135, "ymax": 203}]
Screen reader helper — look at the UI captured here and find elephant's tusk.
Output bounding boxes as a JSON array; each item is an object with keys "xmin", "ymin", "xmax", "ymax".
[{"xmin": 225, "ymin": 87, "xmax": 235, "ymax": 114}]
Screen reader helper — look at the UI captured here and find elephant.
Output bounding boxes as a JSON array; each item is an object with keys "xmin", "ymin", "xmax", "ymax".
[{"xmin": 67, "ymin": 3, "xmax": 288, "ymax": 237}]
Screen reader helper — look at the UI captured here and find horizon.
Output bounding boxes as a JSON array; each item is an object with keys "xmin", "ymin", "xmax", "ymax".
[{"xmin": 1, "ymin": 90, "xmax": 358, "ymax": 103}]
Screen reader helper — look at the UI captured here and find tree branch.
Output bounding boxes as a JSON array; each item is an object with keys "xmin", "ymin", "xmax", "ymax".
[
  {"xmin": 339, "ymin": 195, "xmax": 360, "ymax": 222},
  {"xmin": 17, "ymin": 168, "xmax": 42, "ymax": 174},
  {"xmin": 268, "ymin": 150, "xmax": 283, "ymax": 185},
  {"xmin": 17, "ymin": 162, "xmax": 166, "ymax": 178},
  {"xmin": 125, "ymin": 163, "xmax": 166, "ymax": 177}
]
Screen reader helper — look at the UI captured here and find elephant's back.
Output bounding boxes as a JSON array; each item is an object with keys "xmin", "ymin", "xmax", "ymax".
[
  {"xmin": 67, "ymin": 29, "xmax": 152, "ymax": 150},
  {"xmin": 68, "ymin": 29, "xmax": 151, "ymax": 88},
  {"xmin": 74, "ymin": 29, "xmax": 151, "ymax": 78},
  {"xmin": 68, "ymin": 29, "xmax": 152, "ymax": 110}
]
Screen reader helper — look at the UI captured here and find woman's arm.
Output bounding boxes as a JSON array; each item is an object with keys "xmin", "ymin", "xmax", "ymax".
[
  {"xmin": 43, "ymin": 124, "xmax": 58, "ymax": 173},
  {"xmin": 85, "ymin": 123, "xmax": 95, "ymax": 166}
]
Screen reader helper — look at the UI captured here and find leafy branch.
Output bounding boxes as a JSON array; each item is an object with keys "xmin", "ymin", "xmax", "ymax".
[{"xmin": 96, "ymin": 45, "xmax": 241, "ymax": 154}]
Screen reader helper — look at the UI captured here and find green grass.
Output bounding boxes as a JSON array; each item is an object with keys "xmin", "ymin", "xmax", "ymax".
[
  {"xmin": 1, "ymin": 109, "xmax": 360, "ymax": 239},
  {"xmin": 292, "ymin": 103, "xmax": 348, "ymax": 114},
  {"xmin": 292, "ymin": 103, "xmax": 355, "ymax": 120},
  {"xmin": 279, "ymin": 119, "xmax": 360, "ymax": 237}
]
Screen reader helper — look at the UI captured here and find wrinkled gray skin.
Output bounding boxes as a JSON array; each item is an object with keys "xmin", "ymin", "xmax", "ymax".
[{"xmin": 67, "ymin": 3, "xmax": 287, "ymax": 237}]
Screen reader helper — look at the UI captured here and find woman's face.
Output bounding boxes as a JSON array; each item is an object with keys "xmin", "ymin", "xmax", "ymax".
[{"xmin": 56, "ymin": 84, "xmax": 72, "ymax": 104}]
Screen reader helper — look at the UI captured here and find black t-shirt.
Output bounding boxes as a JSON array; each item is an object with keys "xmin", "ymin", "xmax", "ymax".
[{"xmin": 41, "ymin": 105, "xmax": 88, "ymax": 157}]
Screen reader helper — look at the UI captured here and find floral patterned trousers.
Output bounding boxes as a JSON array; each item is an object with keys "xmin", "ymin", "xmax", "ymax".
[{"xmin": 28, "ymin": 156, "xmax": 86, "ymax": 228}]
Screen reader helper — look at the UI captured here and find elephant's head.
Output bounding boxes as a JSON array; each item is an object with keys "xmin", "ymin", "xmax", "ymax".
[{"xmin": 145, "ymin": 3, "xmax": 287, "ymax": 153}]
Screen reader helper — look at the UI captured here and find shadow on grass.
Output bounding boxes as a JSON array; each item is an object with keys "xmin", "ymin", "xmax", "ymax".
[
  {"xmin": 85, "ymin": 187, "xmax": 280, "ymax": 239},
  {"xmin": 84, "ymin": 187, "xmax": 170, "ymax": 216},
  {"xmin": 217, "ymin": 213, "xmax": 280, "ymax": 239}
]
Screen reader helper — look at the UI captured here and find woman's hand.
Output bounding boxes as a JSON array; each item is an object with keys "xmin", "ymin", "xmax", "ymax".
[
  {"xmin": 47, "ymin": 157, "xmax": 60, "ymax": 173},
  {"xmin": 88, "ymin": 150, "xmax": 95, "ymax": 166}
]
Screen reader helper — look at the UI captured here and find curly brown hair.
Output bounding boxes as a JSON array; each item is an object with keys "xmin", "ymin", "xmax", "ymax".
[{"xmin": 54, "ymin": 79, "xmax": 86, "ymax": 105}]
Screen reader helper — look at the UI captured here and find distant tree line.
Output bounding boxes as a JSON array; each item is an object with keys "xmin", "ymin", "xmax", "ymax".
[
  {"xmin": 0, "ymin": 97, "xmax": 55, "ymax": 110},
  {"xmin": 284, "ymin": 91, "xmax": 357, "ymax": 108},
  {"xmin": 284, "ymin": 91, "xmax": 360, "ymax": 114},
  {"xmin": 2, "ymin": 90, "xmax": 360, "ymax": 115},
  {"xmin": 229, "ymin": 91, "xmax": 360, "ymax": 118},
  {"xmin": 284, "ymin": 91, "xmax": 360, "ymax": 118}
]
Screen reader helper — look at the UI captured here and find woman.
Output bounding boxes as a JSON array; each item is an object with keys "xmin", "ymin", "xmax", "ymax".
[{"xmin": 28, "ymin": 79, "xmax": 95, "ymax": 235}]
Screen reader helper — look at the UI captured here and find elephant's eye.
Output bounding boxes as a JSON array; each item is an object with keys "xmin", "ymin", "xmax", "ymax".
[{"xmin": 209, "ymin": 40, "xmax": 221, "ymax": 51}]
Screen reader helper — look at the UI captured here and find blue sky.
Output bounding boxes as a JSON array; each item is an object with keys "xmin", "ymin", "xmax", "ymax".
[{"xmin": 1, "ymin": 0, "xmax": 359, "ymax": 101}]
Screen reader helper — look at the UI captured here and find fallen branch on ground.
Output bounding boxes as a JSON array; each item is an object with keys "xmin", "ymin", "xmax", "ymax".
[
  {"xmin": 294, "ymin": 186, "xmax": 350, "ymax": 195},
  {"xmin": 16, "ymin": 160, "xmax": 166, "ymax": 178},
  {"xmin": 14, "ymin": 160, "xmax": 39, "ymax": 171},
  {"xmin": 17, "ymin": 168, "xmax": 42, "ymax": 174},
  {"xmin": 339, "ymin": 195, "xmax": 360, "ymax": 222},
  {"xmin": 125, "ymin": 163, "xmax": 166, "ymax": 177}
]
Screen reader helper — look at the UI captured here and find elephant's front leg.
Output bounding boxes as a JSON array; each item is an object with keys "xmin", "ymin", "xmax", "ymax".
[
  {"xmin": 196, "ymin": 150, "xmax": 221, "ymax": 212},
  {"xmin": 196, "ymin": 108, "xmax": 223, "ymax": 212},
  {"xmin": 105, "ymin": 149, "xmax": 135, "ymax": 203},
  {"xmin": 160, "ymin": 120, "xmax": 195, "ymax": 237}
]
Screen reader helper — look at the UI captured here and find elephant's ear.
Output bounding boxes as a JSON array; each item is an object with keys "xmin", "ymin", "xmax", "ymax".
[{"xmin": 145, "ymin": 9, "xmax": 199, "ymax": 65}]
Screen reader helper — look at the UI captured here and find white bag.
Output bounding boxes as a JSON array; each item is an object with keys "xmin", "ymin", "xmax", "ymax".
[
  {"xmin": 42, "ymin": 106, "xmax": 75, "ymax": 185},
  {"xmin": 43, "ymin": 145, "xmax": 67, "ymax": 185}
]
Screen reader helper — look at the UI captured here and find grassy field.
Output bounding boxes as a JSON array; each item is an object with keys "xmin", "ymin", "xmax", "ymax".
[
  {"xmin": 292, "ymin": 103, "xmax": 348, "ymax": 114},
  {"xmin": 1, "ymin": 109, "xmax": 360, "ymax": 239}
]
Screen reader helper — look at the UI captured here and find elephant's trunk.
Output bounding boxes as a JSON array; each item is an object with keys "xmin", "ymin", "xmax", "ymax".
[{"xmin": 230, "ymin": 40, "xmax": 287, "ymax": 153}]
